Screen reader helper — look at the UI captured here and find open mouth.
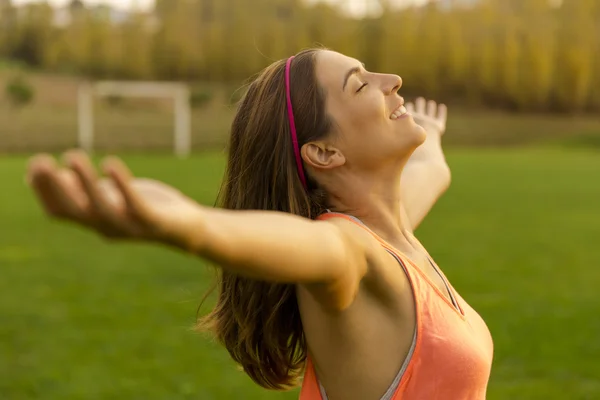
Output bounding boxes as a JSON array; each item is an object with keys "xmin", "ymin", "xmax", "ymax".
[{"xmin": 390, "ymin": 105, "xmax": 409, "ymax": 120}]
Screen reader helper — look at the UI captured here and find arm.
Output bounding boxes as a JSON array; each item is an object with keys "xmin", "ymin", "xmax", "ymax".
[
  {"xmin": 401, "ymin": 98, "xmax": 452, "ymax": 231},
  {"xmin": 194, "ymin": 208, "xmax": 371, "ymax": 285},
  {"xmin": 196, "ymin": 209, "xmax": 377, "ymax": 310},
  {"xmin": 26, "ymin": 151, "xmax": 376, "ymax": 310}
]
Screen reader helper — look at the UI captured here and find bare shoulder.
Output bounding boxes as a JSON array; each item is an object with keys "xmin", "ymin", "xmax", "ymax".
[{"xmin": 300, "ymin": 216, "xmax": 410, "ymax": 312}]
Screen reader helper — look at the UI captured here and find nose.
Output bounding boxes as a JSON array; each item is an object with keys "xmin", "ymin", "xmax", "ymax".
[{"xmin": 383, "ymin": 74, "xmax": 402, "ymax": 95}]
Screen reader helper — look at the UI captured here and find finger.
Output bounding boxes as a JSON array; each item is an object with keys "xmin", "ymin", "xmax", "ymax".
[
  {"xmin": 27, "ymin": 154, "xmax": 86, "ymax": 219},
  {"xmin": 63, "ymin": 150, "xmax": 116, "ymax": 219},
  {"xmin": 98, "ymin": 179, "xmax": 125, "ymax": 209},
  {"xmin": 437, "ymin": 103, "xmax": 448, "ymax": 123},
  {"xmin": 26, "ymin": 153, "xmax": 54, "ymax": 186},
  {"xmin": 427, "ymin": 100, "xmax": 437, "ymax": 117},
  {"xmin": 101, "ymin": 156, "xmax": 150, "ymax": 219},
  {"xmin": 415, "ymin": 97, "xmax": 426, "ymax": 114},
  {"xmin": 405, "ymin": 102, "xmax": 415, "ymax": 115},
  {"xmin": 27, "ymin": 154, "xmax": 64, "ymax": 216},
  {"xmin": 55, "ymin": 169, "xmax": 90, "ymax": 210}
]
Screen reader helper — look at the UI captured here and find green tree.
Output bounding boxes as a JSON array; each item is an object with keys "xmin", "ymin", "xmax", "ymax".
[
  {"xmin": 554, "ymin": 0, "xmax": 595, "ymax": 111},
  {"xmin": 496, "ymin": 5, "xmax": 521, "ymax": 108},
  {"xmin": 10, "ymin": 3, "xmax": 54, "ymax": 67},
  {"xmin": 517, "ymin": 0, "xmax": 556, "ymax": 111}
]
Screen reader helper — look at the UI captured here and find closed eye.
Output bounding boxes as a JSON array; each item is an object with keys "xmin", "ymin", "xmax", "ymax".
[{"xmin": 356, "ymin": 83, "xmax": 368, "ymax": 93}]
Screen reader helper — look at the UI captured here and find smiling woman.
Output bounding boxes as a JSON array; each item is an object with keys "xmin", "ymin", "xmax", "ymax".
[{"xmin": 27, "ymin": 48, "xmax": 492, "ymax": 400}]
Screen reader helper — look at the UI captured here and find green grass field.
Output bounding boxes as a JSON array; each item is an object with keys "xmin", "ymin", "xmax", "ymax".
[{"xmin": 1, "ymin": 147, "xmax": 600, "ymax": 399}]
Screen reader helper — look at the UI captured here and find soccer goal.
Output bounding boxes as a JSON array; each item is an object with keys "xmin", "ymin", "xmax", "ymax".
[{"xmin": 77, "ymin": 81, "xmax": 192, "ymax": 157}]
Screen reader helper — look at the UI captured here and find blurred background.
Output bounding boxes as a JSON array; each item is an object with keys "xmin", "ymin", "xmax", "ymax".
[{"xmin": 1, "ymin": 0, "xmax": 599, "ymax": 399}]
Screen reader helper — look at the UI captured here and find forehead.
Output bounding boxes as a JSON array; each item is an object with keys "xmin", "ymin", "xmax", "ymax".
[{"xmin": 315, "ymin": 50, "xmax": 362, "ymax": 93}]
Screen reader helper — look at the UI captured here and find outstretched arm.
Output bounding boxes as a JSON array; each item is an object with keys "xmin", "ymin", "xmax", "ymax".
[
  {"xmin": 401, "ymin": 98, "xmax": 452, "ymax": 231},
  {"xmin": 26, "ymin": 151, "xmax": 378, "ymax": 310}
]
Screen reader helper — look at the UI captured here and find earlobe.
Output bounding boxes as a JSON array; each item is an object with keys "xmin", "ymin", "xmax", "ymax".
[{"xmin": 302, "ymin": 143, "xmax": 345, "ymax": 170}]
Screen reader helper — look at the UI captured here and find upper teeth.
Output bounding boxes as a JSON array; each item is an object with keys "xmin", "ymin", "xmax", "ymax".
[{"xmin": 390, "ymin": 105, "xmax": 407, "ymax": 120}]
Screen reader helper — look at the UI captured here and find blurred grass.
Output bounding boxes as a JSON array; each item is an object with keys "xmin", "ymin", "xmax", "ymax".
[
  {"xmin": 420, "ymin": 148, "xmax": 600, "ymax": 399},
  {"xmin": 1, "ymin": 147, "xmax": 599, "ymax": 399},
  {"xmin": 0, "ymin": 153, "xmax": 293, "ymax": 400}
]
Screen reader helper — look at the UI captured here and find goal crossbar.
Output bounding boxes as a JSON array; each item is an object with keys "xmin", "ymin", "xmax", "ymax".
[{"xmin": 78, "ymin": 81, "xmax": 192, "ymax": 157}]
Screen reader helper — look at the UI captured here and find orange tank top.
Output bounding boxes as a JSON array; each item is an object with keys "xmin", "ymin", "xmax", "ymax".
[{"xmin": 299, "ymin": 212, "xmax": 494, "ymax": 400}]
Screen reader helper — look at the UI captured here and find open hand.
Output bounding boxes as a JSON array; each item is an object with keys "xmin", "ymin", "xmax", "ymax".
[
  {"xmin": 26, "ymin": 150, "xmax": 203, "ymax": 248},
  {"xmin": 406, "ymin": 97, "xmax": 447, "ymax": 136}
]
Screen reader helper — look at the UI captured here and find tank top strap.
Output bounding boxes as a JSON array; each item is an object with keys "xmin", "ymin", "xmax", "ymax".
[
  {"xmin": 317, "ymin": 211, "xmax": 389, "ymax": 246},
  {"xmin": 316, "ymin": 211, "xmax": 413, "ymax": 267},
  {"xmin": 304, "ymin": 211, "xmax": 422, "ymax": 400},
  {"xmin": 317, "ymin": 211, "xmax": 465, "ymax": 318},
  {"xmin": 299, "ymin": 357, "xmax": 324, "ymax": 399}
]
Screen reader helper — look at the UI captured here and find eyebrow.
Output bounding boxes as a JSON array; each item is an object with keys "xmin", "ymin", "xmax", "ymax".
[{"xmin": 342, "ymin": 63, "xmax": 366, "ymax": 91}]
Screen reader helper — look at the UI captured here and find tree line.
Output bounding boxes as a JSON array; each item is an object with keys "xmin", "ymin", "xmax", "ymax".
[{"xmin": 0, "ymin": 0, "xmax": 598, "ymax": 112}]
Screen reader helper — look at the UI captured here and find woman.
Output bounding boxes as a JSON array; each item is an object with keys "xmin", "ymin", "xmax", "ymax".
[{"xmin": 27, "ymin": 48, "xmax": 493, "ymax": 399}]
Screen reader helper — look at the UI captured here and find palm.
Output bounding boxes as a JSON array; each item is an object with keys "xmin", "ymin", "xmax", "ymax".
[
  {"xmin": 27, "ymin": 151, "xmax": 203, "ymax": 245},
  {"xmin": 125, "ymin": 179, "xmax": 202, "ymax": 240},
  {"xmin": 101, "ymin": 177, "xmax": 200, "ymax": 227},
  {"xmin": 406, "ymin": 97, "xmax": 447, "ymax": 135}
]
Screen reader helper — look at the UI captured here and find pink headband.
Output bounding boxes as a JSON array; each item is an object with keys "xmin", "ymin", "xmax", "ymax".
[{"xmin": 285, "ymin": 56, "xmax": 308, "ymax": 190}]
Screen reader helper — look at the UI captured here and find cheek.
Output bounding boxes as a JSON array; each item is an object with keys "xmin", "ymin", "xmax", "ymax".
[{"xmin": 346, "ymin": 97, "xmax": 385, "ymax": 129}]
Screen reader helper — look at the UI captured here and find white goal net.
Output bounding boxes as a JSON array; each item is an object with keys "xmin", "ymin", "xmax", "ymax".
[{"xmin": 77, "ymin": 81, "xmax": 192, "ymax": 157}]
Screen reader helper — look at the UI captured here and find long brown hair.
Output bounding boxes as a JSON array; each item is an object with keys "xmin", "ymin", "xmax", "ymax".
[{"xmin": 196, "ymin": 48, "xmax": 333, "ymax": 390}]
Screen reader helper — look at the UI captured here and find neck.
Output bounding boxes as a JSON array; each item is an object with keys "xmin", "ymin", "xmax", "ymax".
[{"xmin": 325, "ymin": 162, "xmax": 410, "ymax": 244}]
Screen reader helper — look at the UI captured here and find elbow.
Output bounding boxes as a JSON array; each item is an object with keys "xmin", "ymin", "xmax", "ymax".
[{"xmin": 436, "ymin": 161, "xmax": 452, "ymax": 193}]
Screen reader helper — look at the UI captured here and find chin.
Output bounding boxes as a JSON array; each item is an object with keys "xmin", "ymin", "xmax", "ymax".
[
  {"xmin": 408, "ymin": 124, "xmax": 427, "ymax": 147},
  {"xmin": 393, "ymin": 127, "xmax": 427, "ymax": 160}
]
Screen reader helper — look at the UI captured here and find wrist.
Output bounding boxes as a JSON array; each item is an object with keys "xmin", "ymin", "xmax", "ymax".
[
  {"xmin": 162, "ymin": 204, "xmax": 209, "ymax": 255},
  {"xmin": 422, "ymin": 126, "xmax": 443, "ymax": 142}
]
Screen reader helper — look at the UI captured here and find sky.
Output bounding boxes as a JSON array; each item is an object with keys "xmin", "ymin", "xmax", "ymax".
[
  {"xmin": 11, "ymin": 0, "xmax": 155, "ymax": 11},
  {"xmin": 10, "ymin": 0, "xmax": 431, "ymax": 13},
  {"xmin": 306, "ymin": 0, "xmax": 430, "ymax": 16}
]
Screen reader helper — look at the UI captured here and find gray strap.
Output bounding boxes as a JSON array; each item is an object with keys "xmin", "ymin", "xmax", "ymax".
[{"xmin": 316, "ymin": 248, "xmax": 418, "ymax": 400}]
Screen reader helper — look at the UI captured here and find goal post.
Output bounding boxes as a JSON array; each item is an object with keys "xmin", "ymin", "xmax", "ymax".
[{"xmin": 77, "ymin": 81, "xmax": 192, "ymax": 157}]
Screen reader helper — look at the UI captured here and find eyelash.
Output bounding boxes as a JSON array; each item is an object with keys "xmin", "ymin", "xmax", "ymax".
[{"xmin": 356, "ymin": 83, "xmax": 368, "ymax": 93}]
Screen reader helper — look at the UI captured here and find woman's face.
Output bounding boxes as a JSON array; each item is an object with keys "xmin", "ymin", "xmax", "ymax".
[{"xmin": 312, "ymin": 50, "xmax": 426, "ymax": 173}]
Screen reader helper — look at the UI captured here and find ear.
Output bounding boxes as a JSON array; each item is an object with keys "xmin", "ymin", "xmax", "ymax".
[{"xmin": 302, "ymin": 141, "xmax": 345, "ymax": 171}]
